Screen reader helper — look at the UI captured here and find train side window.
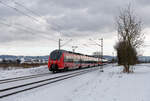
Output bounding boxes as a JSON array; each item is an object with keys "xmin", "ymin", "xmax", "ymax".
[{"xmin": 64, "ymin": 55, "xmax": 67, "ymax": 62}]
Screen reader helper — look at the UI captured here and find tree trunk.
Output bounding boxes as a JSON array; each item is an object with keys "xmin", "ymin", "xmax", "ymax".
[{"xmin": 123, "ymin": 64, "xmax": 130, "ymax": 73}]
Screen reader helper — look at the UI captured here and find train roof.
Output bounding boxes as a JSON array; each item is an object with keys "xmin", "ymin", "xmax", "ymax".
[{"xmin": 51, "ymin": 49, "xmax": 96, "ymax": 58}]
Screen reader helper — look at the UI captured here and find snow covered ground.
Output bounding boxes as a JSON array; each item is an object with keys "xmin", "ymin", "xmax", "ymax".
[
  {"xmin": 0, "ymin": 65, "xmax": 49, "ymax": 80},
  {"xmin": 1, "ymin": 64, "xmax": 150, "ymax": 101}
]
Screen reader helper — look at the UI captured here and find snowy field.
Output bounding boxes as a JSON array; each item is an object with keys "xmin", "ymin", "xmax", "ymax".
[
  {"xmin": 0, "ymin": 65, "xmax": 49, "ymax": 80},
  {"xmin": 1, "ymin": 64, "xmax": 150, "ymax": 101}
]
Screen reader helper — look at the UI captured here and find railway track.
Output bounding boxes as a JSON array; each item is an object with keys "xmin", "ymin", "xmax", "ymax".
[
  {"xmin": 0, "ymin": 72, "xmax": 51, "ymax": 84},
  {"xmin": 0, "ymin": 67, "xmax": 101, "ymax": 98},
  {"xmin": 0, "ymin": 64, "xmax": 105, "ymax": 84},
  {"xmin": 0, "ymin": 66, "xmax": 98, "ymax": 84}
]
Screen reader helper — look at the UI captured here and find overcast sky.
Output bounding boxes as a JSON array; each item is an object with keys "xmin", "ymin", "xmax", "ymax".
[{"xmin": 0, "ymin": 0, "xmax": 150, "ymax": 56}]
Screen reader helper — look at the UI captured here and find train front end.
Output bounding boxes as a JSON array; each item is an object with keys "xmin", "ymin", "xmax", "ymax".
[{"xmin": 48, "ymin": 50, "xmax": 64, "ymax": 72}]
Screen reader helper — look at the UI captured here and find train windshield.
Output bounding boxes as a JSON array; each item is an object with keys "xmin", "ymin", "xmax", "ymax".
[{"xmin": 50, "ymin": 50, "xmax": 62, "ymax": 60}]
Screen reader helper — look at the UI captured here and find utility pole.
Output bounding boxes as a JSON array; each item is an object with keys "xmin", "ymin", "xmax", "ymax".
[
  {"xmin": 100, "ymin": 38, "xmax": 103, "ymax": 72},
  {"xmin": 89, "ymin": 38, "xmax": 104, "ymax": 72},
  {"xmin": 58, "ymin": 38, "xmax": 62, "ymax": 50},
  {"xmin": 58, "ymin": 38, "xmax": 72, "ymax": 50},
  {"xmin": 72, "ymin": 46, "xmax": 78, "ymax": 52}
]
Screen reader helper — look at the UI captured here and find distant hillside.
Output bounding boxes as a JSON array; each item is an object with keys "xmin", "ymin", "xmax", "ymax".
[
  {"xmin": 103, "ymin": 55, "xmax": 150, "ymax": 62},
  {"xmin": 103, "ymin": 55, "xmax": 115, "ymax": 61},
  {"xmin": 0, "ymin": 55, "xmax": 150, "ymax": 62},
  {"xmin": 0, "ymin": 55, "xmax": 18, "ymax": 59},
  {"xmin": 138, "ymin": 56, "xmax": 150, "ymax": 62},
  {"xmin": 92, "ymin": 55, "xmax": 115, "ymax": 61},
  {"xmin": 0, "ymin": 55, "xmax": 49, "ymax": 60},
  {"xmin": 93, "ymin": 55, "xmax": 150, "ymax": 62}
]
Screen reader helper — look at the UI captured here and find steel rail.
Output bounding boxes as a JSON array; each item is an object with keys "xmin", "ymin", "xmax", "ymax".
[
  {"xmin": 0, "ymin": 67, "xmax": 99, "ymax": 98},
  {"xmin": 0, "ymin": 65, "xmax": 102, "ymax": 84},
  {"xmin": 0, "ymin": 72, "xmax": 51, "ymax": 84}
]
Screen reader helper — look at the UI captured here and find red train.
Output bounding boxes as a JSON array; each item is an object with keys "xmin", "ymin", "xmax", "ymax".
[{"xmin": 48, "ymin": 49, "xmax": 101, "ymax": 73}]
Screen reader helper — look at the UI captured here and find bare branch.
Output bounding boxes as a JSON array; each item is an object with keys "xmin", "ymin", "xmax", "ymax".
[{"xmin": 115, "ymin": 4, "xmax": 144, "ymax": 73}]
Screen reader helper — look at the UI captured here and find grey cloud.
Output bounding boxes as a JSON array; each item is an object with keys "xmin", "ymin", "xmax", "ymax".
[
  {"xmin": 48, "ymin": 12, "xmax": 114, "ymax": 32},
  {"xmin": 0, "ymin": 0, "xmax": 149, "ymax": 44},
  {"xmin": 0, "ymin": 28, "xmax": 36, "ymax": 43},
  {"xmin": 37, "ymin": 0, "xmax": 90, "ymax": 9},
  {"xmin": 136, "ymin": 0, "xmax": 150, "ymax": 5}
]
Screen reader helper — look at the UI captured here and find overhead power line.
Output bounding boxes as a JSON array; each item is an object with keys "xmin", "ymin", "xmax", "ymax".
[
  {"xmin": 13, "ymin": 0, "xmax": 41, "ymax": 17},
  {"xmin": 11, "ymin": 0, "xmax": 64, "ymax": 34},
  {"xmin": 0, "ymin": 16, "xmax": 57, "ymax": 42},
  {"xmin": 0, "ymin": 20, "xmax": 58, "ymax": 42},
  {"xmin": 0, "ymin": 1, "xmax": 40, "ymax": 23},
  {"xmin": 0, "ymin": 0, "xmax": 67, "ymax": 44},
  {"xmin": 0, "ymin": 0, "xmax": 66, "ymax": 35},
  {"xmin": 14, "ymin": 23, "xmax": 49, "ymax": 35}
]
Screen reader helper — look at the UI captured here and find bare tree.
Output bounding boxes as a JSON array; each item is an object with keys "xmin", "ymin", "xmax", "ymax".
[
  {"xmin": 115, "ymin": 5, "xmax": 144, "ymax": 73},
  {"xmin": 114, "ymin": 41, "xmax": 138, "ymax": 73}
]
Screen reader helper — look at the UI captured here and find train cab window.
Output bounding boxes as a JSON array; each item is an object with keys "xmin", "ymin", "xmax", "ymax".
[{"xmin": 50, "ymin": 50, "xmax": 62, "ymax": 60}]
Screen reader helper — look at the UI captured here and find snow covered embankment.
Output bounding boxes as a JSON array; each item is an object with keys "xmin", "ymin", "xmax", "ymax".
[{"xmin": 0, "ymin": 65, "xmax": 49, "ymax": 80}]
